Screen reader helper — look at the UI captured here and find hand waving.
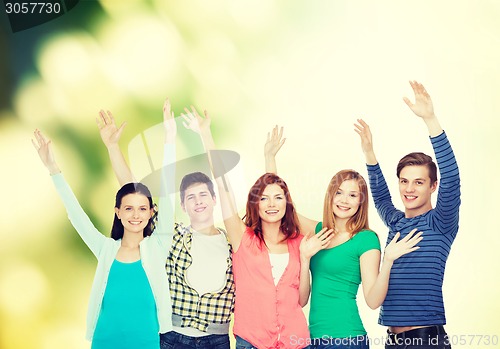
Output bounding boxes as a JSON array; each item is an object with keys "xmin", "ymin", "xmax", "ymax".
[
  {"xmin": 354, "ymin": 119, "xmax": 374, "ymax": 155},
  {"xmin": 181, "ymin": 105, "xmax": 211, "ymax": 134},
  {"xmin": 264, "ymin": 125, "xmax": 286, "ymax": 158},
  {"xmin": 163, "ymin": 98, "xmax": 177, "ymax": 143},
  {"xmin": 32, "ymin": 129, "xmax": 60, "ymax": 175},
  {"xmin": 96, "ymin": 110, "xmax": 126, "ymax": 148},
  {"xmin": 300, "ymin": 228, "xmax": 334, "ymax": 261},
  {"xmin": 403, "ymin": 81, "xmax": 435, "ymax": 120}
]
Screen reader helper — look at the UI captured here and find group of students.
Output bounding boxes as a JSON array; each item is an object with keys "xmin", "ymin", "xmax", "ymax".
[{"xmin": 32, "ymin": 80, "xmax": 461, "ymax": 349}]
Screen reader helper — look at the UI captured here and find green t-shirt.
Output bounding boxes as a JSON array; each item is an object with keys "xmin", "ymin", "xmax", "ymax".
[{"xmin": 309, "ymin": 222, "xmax": 380, "ymax": 339}]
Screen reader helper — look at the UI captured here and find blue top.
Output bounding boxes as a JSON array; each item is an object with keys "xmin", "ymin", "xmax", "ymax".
[
  {"xmin": 92, "ymin": 259, "xmax": 159, "ymax": 349},
  {"xmin": 309, "ymin": 224, "xmax": 380, "ymax": 338},
  {"xmin": 367, "ymin": 131, "xmax": 461, "ymax": 326}
]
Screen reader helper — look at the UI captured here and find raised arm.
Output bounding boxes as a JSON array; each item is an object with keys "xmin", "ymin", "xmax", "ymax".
[
  {"xmin": 153, "ymin": 99, "xmax": 176, "ymax": 250},
  {"xmin": 96, "ymin": 110, "xmax": 135, "ymax": 186},
  {"xmin": 355, "ymin": 119, "xmax": 402, "ymax": 227},
  {"xmin": 403, "ymin": 80, "xmax": 443, "ymax": 137},
  {"xmin": 32, "ymin": 130, "xmax": 106, "ymax": 256},
  {"xmin": 354, "ymin": 119, "xmax": 378, "ymax": 166},
  {"xmin": 32, "ymin": 129, "xmax": 61, "ymax": 175},
  {"xmin": 360, "ymin": 229, "xmax": 422, "ymax": 309},
  {"xmin": 405, "ymin": 81, "xmax": 460, "ymax": 231},
  {"xmin": 182, "ymin": 107, "xmax": 246, "ymax": 251},
  {"xmin": 264, "ymin": 125, "xmax": 286, "ymax": 174},
  {"xmin": 263, "ymin": 125, "xmax": 318, "ymax": 234}
]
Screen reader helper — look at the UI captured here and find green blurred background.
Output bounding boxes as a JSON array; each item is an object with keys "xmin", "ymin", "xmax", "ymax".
[{"xmin": 1, "ymin": 1, "xmax": 499, "ymax": 348}]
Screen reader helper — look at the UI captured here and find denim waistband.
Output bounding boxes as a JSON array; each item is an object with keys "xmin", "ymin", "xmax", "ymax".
[
  {"xmin": 387, "ymin": 325, "xmax": 447, "ymax": 343},
  {"xmin": 161, "ymin": 331, "xmax": 229, "ymax": 347},
  {"xmin": 171, "ymin": 314, "xmax": 230, "ymax": 335}
]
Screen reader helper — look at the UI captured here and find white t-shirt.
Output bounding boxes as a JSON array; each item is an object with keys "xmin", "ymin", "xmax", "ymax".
[
  {"xmin": 269, "ymin": 253, "xmax": 289, "ymax": 286},
  {"xmin": 174, "ymin": 228, "xmax": 230, "ymax": 337}
]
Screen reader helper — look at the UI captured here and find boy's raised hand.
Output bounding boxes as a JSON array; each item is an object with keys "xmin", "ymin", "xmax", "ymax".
[
  {"xmin": 403, "ymin": 80, "xmax": 435, "ymax": 120},
  {"xmin": 181, "ymin": 105, "xmax": 211, "ymax": 135}
]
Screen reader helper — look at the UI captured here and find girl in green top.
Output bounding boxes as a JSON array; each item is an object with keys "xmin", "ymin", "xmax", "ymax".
[{"xmin": 264, "ymin": 127, "xmax": 423, "ymax": 349}]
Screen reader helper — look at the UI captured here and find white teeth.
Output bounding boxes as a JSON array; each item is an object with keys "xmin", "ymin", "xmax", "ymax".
[
  {"xmin": 266, "ymin": 210, "xmax": 278, "ymax": 214},
  {"xmin": 129, "ymin": 221, "xmax": 142, "ymax": 225},
  {"xmin": 405, "ymin": 196, "xmax": 417, "ymax": 199}
]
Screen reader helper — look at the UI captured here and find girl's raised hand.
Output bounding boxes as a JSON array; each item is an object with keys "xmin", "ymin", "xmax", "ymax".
[
  {"xmin": 32, "ymin": 129, "xmax": 60, "ymax": 175},
  {"xmin": 264, "ymin": 125, "xmax": 286, "ymax": 158},
  {"xmin": 354, "ymin": 119, "xmax": 374, "ymax": 155},
  {"xmin": 163, "ymin": 98, "xmax": 177, "ymax": 143}
]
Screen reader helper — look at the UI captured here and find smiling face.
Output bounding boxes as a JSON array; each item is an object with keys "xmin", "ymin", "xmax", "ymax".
[
  {"xmin": 398, "ymin": 165, "xmax": 438, "ymax": 218},
  {"xmin": 244, "ymin": 173, "xmax": 300, "ymax": 243},
  {"xmin": 332, "ymin": 179, "xmax": 362, "ymax": 222},
  {"xmin": 181, "ymin": 182, "xmax": 216, "ymax": 227},
  {"xmin": 258, "ymin": 183, "xmax": 287, "ymax": 224},
  {"xmin": 114, "ymin": 193, "xmax": 153, "ymax": 235},
  {"xmin": 322, "ymin": 170, "xmax": 369, "ymax": 235}
]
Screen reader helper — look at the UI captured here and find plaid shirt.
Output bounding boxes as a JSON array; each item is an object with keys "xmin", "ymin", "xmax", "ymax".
[{"xmin": 166, "ymin": 222, "xmax": 235, "ymax": 333}]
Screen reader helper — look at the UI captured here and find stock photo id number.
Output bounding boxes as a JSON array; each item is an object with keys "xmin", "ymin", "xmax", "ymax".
[{"xmin": 3, "ymin": 0, "xmax": 80, "ymax": 32}]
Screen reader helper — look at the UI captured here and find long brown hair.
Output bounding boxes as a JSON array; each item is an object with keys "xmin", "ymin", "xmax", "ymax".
[
  {"xmin": 244, "ymin": 173, "xmax": 300, "ymax": 244},
  {"xmin": 322, "ymin": 170, "xmax": 369, "ymax": 236}
]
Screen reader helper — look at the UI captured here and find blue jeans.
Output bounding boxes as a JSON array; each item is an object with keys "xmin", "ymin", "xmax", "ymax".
[
  {"xmin": 235, "ymin": 336, "xmax": 257, "ymax": 349},
  {"xmin": 160, "ymin": 331, "xmax": 230, "ymax": 349},
  {"xmin": 311, "ymin": 335, "xmax": 369, "ymax": 349},
  {"xmin": 385, "ymin": 326, "xmax": 451, "ymax": 349}
]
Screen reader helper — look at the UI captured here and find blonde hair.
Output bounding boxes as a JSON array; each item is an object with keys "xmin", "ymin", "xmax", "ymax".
[{"xmin": 322, "ymin": 170, "xmax": 369, "ymax": 236}]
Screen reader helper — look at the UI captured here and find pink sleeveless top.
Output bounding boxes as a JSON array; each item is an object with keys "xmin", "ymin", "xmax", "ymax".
[{"xmin": 232, "ymin": 227, "xmax": 309, "ymax": 348}]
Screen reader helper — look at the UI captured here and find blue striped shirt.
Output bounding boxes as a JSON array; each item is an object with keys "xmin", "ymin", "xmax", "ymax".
[{"xmin": 367, "ymin": 131, "xmax": 460, "ymax": 326}]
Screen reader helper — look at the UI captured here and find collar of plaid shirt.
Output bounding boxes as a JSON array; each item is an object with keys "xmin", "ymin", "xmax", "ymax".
[{"xmin": 166, "ymin": 223, "xmax": 235, "ymax": 333}]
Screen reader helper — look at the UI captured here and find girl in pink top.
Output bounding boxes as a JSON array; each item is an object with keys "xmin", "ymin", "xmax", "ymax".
[
  {"xmin": 232, "ymin": 173, "xmax": 308, "ymax": 349},
  {"xmin": 181, "ymin": 108, "xmax": 333, "ymax": 349}
]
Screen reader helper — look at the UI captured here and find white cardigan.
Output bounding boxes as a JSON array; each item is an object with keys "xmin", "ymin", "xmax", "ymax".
[{"xmin": 51, "ymin": 144, "xmax": 175, "ymax": 341}]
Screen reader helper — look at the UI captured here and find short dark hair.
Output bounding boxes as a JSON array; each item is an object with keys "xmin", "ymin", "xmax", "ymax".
[
  {"xmin": 179, "ymin": 172, "xmax": 215, "ymax": 204},
  {"xmin": 111, "ymin": 182, "xmax": 156, "ymax": 240},
  {"xmin": 397, "ymin": 152, "xmax": 437, "ymax": 185}
]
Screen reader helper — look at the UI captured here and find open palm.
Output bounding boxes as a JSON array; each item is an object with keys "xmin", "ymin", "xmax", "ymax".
[
  {"xmin": 403, "ymin": 81, "xmax": 435, "ymax": 120},
  {"xmin": 181, "ymin": 105, "xmax": 211, "ymax": 134},
  {"xmin": 32, "ymin": 129, "xmax": 59, "ymax": 174},
  {"xmin": 264, "ymin": 125, "xmax": 286, "ymax": 158},
  {"xmin": 96, "ymin": 110, "xmax": 125, "ymax": 147}
]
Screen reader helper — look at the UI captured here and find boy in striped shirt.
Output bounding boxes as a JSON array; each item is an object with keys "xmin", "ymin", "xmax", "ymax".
[{"xmin": 355, "ymin": 81, "xmax": 461, "ymax": 349}]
